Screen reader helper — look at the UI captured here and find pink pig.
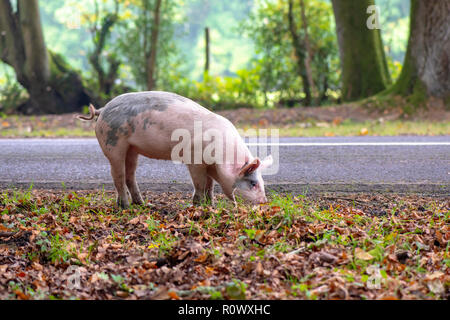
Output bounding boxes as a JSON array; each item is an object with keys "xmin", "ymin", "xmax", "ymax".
[{"xmin": 78, "ymin": 91, "xmax": 273, "ymax": 209}]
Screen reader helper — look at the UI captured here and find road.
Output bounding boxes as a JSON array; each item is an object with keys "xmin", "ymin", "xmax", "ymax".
[{"xmin": 0, "ymin": 137, "xmax": 449, "ymax": 195}]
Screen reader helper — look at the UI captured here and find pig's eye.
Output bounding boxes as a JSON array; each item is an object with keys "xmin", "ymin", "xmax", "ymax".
[{"xmin": 249, "ymin": 181, "xmax": 258, "ymax": 189}]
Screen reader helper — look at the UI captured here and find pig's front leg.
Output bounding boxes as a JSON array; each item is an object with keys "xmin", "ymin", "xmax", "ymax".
[{"xmin": 187, "ymin": 165, "xmax": 215, "ymax": 206}]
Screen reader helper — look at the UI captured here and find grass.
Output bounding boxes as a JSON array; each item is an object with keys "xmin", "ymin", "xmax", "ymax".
[
  {"xmin": 1, "ymin": 119, "xmax": 449, "ymax": 138},
  {"xmin": 0, "ymin": 127, "xmax": 94, "ymax": 138},
  {"xmin": 274, "ymin": 120, "xmax": 450, "ymax": 137},
  {"xmin": 0, "ymin": 188, "xmax": 448, "ymax": 300}
]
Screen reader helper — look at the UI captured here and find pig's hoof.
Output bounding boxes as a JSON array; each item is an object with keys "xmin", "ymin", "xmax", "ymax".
[
  {"xmin": 192, "ymin": 195, "xmax": 213, "ymax": 207},
  {"xmin": 117, "ymin": 199, "xmax": 130, "ymax": 210}
]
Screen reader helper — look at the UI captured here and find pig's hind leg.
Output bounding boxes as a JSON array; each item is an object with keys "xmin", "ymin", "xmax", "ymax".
[
  {"xmin": 187, "ymin": 165, "xmax": 215, "ymax": 206},
  {"xmin": 125, "ymin": 147, "xmax": 144, "ymax": 205},
  {"xmin": 102, "ymin": 143, "xmax": 130, "ymax": 209}
]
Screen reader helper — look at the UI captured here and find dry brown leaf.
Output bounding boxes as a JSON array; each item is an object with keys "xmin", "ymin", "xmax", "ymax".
[{"xmin": 355, "ymin": 248, "xmax": 374, "ymax": 261}]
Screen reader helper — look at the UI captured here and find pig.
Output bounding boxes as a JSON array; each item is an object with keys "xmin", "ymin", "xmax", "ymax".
[{"xmin": 77, "ymin": 91, "xmax": 273, "ymax": 209}]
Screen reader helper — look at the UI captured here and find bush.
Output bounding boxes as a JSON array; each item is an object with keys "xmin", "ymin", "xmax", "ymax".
[
  {"xmin": 165, "ymin": 67, "xmax": 270, "ymax": 110},
  {"xmin": 0, "ymin": 74, "xmax": 28, "ymax": 114}
]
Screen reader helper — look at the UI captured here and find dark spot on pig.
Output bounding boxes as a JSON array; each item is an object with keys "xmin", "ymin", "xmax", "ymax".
[
  {"xmin": 100, "ymin": 92, "xmax": 188, "ymax": 146},
  {"xmin": 143, "ymin": 117, "xmax": 157, "ymax": 130},
  {"xmin": 106, "ymin": 129, "xmax": 119, "ymax": 147},
  {"xmin": 127, "ymin": 118, "xmax": 136, "ymax": 133}
]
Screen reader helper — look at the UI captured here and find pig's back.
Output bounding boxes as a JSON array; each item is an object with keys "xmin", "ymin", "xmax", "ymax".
[
  {"xmin": 101, "ymin": 91, "xmax": 212, "ymax": 120},
  {"xmin": 96, "ymin": 91, "xmax": 235, "ymax": 160}
]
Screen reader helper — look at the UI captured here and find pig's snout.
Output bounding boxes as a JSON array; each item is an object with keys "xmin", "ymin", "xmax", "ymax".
[{"xmin": 256, "ymin": 196, "xmax": 268, "ymax": 204}]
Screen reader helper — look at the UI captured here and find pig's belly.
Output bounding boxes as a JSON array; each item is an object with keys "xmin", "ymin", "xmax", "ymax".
[{"xmin": 127, "ymin": 131, "xmax": 176, "ymax": 161}]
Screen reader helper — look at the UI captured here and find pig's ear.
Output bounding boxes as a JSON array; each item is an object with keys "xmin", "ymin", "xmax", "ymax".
[
  {"xmin": 239, "ymin": 158, "xmax": 261, "ymax": 177},
  {"xmin": 260, "ymin": 155, "xmax": 273, "ymax": 169}
]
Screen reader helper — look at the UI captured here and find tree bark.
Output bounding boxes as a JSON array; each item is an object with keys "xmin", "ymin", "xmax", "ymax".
[
  {"xmin": 0, "ymin": 0, "xmax": 26, "ymax": 84},
  {"xmin": 387, "ymin": 0, "xmax": 450, "ymax": 103},
  {"xmin": 331, "ymin": 0, "xmax": 391, "ymax": 101},
  {"xmin": 204, "ymin": 27, "xmax": 210, "ymax": 73},
  {"xmin": 18, "ymin": 0, "xmax": 50, "ymax": 85},
  {"xmin": 88, "ymin": 0, "xmax": 120, "ymax": 98},
  {"xmin": 299, "ymin": 0, "xmax": 316, "ymax": 102},
  {"xmin": 146, "ymin": 0, "xmax": 162, "ymax": 91},
  {"xmin": 288, "ymin": 0, "xmax": 312, "ymax": 106},
  {"xmin": 0, "ymin": 0, "xmax": 91, "ymax": 114}
]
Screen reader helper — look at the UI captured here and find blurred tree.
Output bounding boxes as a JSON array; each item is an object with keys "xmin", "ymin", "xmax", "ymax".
[
  {"xmin": 147, "ymin": 0, "xmax": 162, "ymax": 90},
  {"xmin": 385, "ymin": 0, "xmax": 450, "ymax": 106},
  {"xmin": 376, "ymin": 0, "xmax": 410, "ymax": 67},
  {"xmin": 331, "ymin": 0, "xmax": 391, "ymax": 101},
  {"xmin": 117, "ymin": 0, "xmax": 179, "ymax": 90},
  {"xmin": 181, "ymin": 0, "xmax": 254, "ymax": 80},
  {"xmin": 288, "ymin": 0, "xmax": 316, "ymax": 106},
  {"xmin": 243, "ymin": 0, "xmax": 338, "ymax": 106},
  {"xmin": 0, "ymin": 0, "xmax": 90, "ymax": 114},
  {"xmin": 87, "ymin": 0, "xmax": 121, "ymax": 99}
]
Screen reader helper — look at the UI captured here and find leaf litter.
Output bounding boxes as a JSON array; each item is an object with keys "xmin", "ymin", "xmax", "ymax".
[{"xmin": 0, "ymin": 189, "xmax": 448, "ymax": 300}]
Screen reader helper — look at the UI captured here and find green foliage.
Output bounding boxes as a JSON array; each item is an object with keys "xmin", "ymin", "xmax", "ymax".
[
  {"xmin": 0, "ymin": 0, "xmax": 413, "ymax": 112},
  {"xmin": 178, "ymin": 0, "xmax": 255, "ymax": 80},
  {"xmin": 225, "ymin": 279, "xmax": 247, "ymax": 299},
  {"xmin": 170, "ymin": 69, "xmax": 267, "ymax": 110},
  {"xmin": 116, "ymin": 0, "xmax": 181, "ymax": 90},
  {"xmin": 242, "ymin": 0, "xmax": 340, "ymax": 105},
  {"xmin": 36, "ymin": 232, "xmax": 73, "ymax": 264},
  {"xmin": 86, "ymin": 1, "xmax": 122, "ymax": 101},
  {"xmin": 0, "ymin": 66, "xmax": 28, "ymax": 114},
  {"xmin": 376, "ymin": 0, "xmax": 410, "ymax": 67}
]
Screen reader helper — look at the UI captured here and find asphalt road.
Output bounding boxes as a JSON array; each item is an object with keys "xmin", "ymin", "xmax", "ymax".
[{"xmin": 0, "ymin": 137, "xmax": 449, "ymax": 195}]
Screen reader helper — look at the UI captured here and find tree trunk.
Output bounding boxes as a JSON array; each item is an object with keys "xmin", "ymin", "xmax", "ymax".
[
  {"xmin": 299, "ymin": 0, "xmax": 316, "ymax": 102},
  {"xmin": 204, "ymin": 27, "xmax": 210, "ymax": 73},
  {"xmin": 0, "ymin": 0, "xmax": 91, "ymax": 114},
  {"xmin": 386, "ymin": 0, "xmax": 450, "ymax": 104},
  {"xmin": 331, "ymin": 0, "xmax": 391, "ymax": 101},
  {"xmin": 288, "ymin": 0, "xmax": 312, "ymax": 106},
  {"xmin": 146, "ymin": 0, "xmax": 162, "ymax": 91},
  {"xmin": 88, "ymin": 8, "xmax": 120, "ymax": 98},
  {"xmin": 19, "ymin": 0, "xmax": 50, "ymax": 85}
]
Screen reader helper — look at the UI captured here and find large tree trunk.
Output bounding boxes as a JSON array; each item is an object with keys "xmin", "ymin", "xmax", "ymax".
[
  {"xmin": 386, "ymin": 0, "xmax": 450, "ymax": 105},
  {"xmin": 331, "ymin": 0, "xmax": 391, "ymax": 101},
  {"xmin": 19, "ymin": 0, "xmax": 49, "ymax": 85},
  {"xmin": 146, "ymin": 0, "xmax": 162, "ymax": 91},
  {"xmin": 0, "ymin": 0, "xmax": 90, "ymax": 114}
]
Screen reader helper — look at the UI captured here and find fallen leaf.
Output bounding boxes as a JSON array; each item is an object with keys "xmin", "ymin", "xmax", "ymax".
[
  {"xmin": 168, "ymin": 291, "xmax": 180, "ymax": 300},
  {"xmin": 425, "ymin": 271, "xmax": 444, "ymax": 281},
  {"xmin": 129, "ymin": 217, "xmax": 140, "ymax": 225},
  {"xmin": 116, "ymin": 290, "xmax": 129, "ymax": 298},
  {"xmin": 255, "ymin": 262, "xmax": 263, "ymax": 275},
  {"xmin": 427, "ymin": 280, "xmax": 444, "ymax": 294},
  {"xmin": 355, "ymin": 248, "xmax": 374, "ymax": 261},
  {"xmin": 360, "ymin": 128, "xmax": 369, "ymax": 136},
  {"xmin": 14, "ymin": 290, "xmax": 29, "ymax": 300},
  {"xmin": 381, "ymin": 296, "xmax": 398, "ymax": 300}
]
